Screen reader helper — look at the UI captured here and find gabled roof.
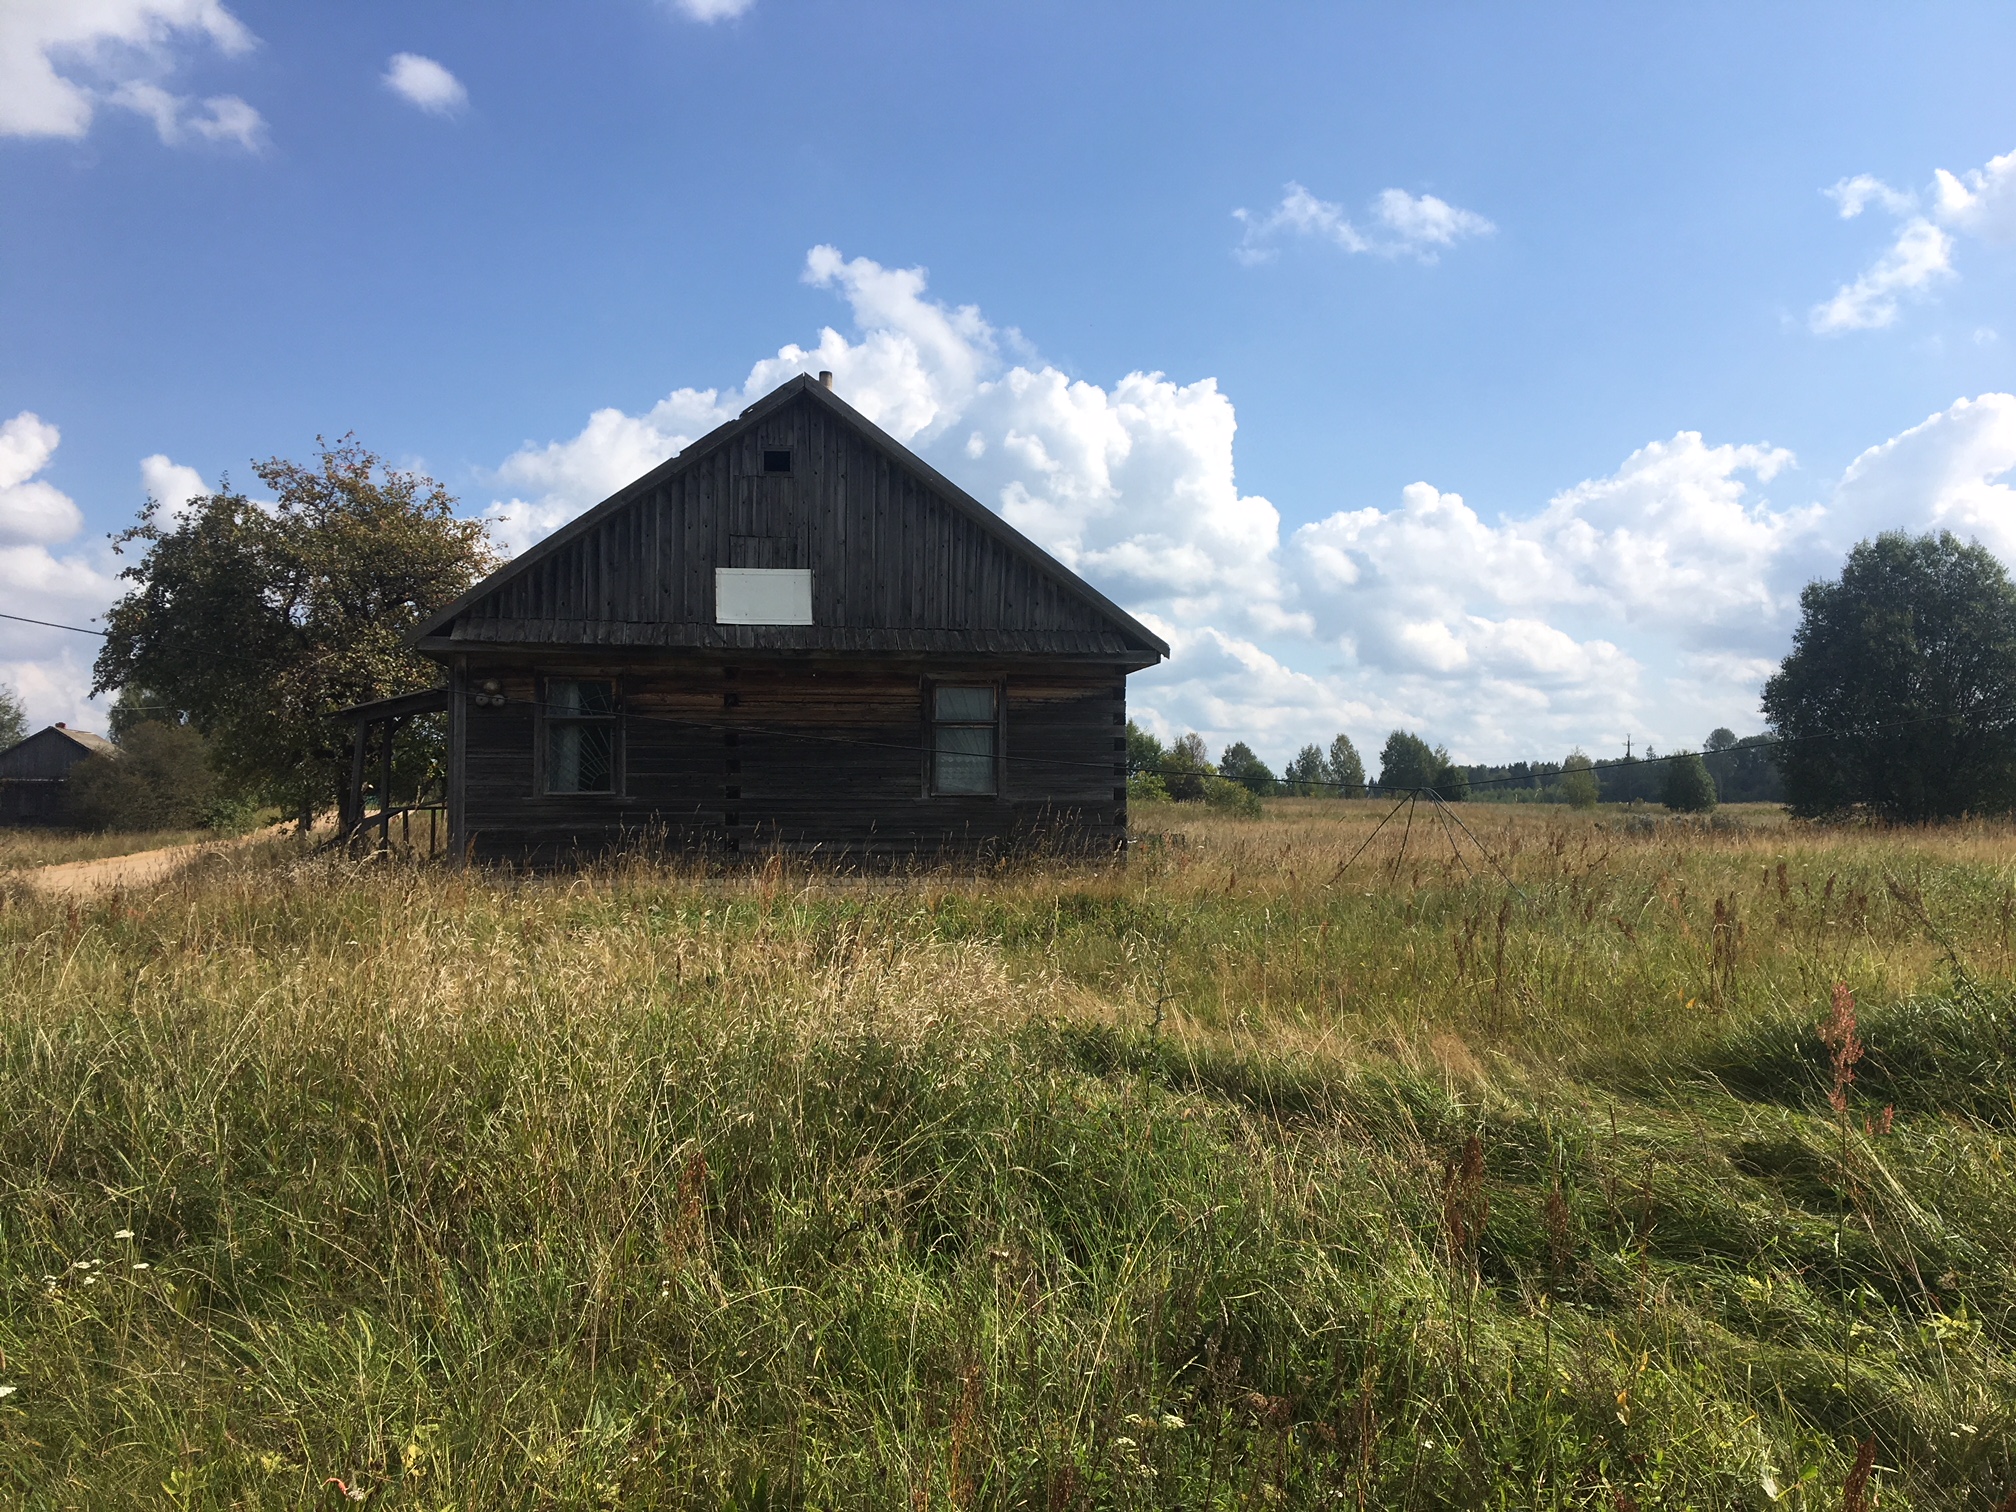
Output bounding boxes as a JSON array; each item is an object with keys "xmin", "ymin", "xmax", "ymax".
[
  {"xmin": 0, "ymin": 724, "xmax": 117, "ymax": 780},
  {"xmin": 413, "ymin": 374, "xmax": 1168, "ymax": 660}
]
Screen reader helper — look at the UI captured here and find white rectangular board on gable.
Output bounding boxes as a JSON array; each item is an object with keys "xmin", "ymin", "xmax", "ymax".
[{"xmin": 715, "ymin": 568, "xmax": 814, "ymax": 626}]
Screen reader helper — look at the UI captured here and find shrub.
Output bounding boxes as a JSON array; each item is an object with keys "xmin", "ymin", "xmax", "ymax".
[
  {"xmin": 1560, "ymin": 750, "xmax": 1600, "ymax": 809},
  {"xmin": 1663, "ymin": 750, "xmax": 1718, "ymax": 813},
  {"xmin": 1126, "ymin": 770, "xmax": 1170, "ymax": 805},
  {"xmin": 1218, "ymin": 742, "xmax": 1277, "ymax": 796},
  {"xmin": 1202, "ymin": 774, "xmax": 1263, "ymax": 817},
  {"xmin": 64, "ymin": 722, "xmax": 218, "ymax": 831}
]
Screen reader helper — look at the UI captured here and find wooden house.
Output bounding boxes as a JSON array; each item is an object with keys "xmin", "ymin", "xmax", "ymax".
[
  {"xmin": 382, "ymin": 372, "xmax": 1167, "ymax": 862},
  {"xmin": 0, "ymin": 724, "xmax": 117, "ymax": 826}
]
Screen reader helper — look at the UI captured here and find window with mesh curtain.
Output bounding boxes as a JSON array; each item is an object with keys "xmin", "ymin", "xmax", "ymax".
[
  {"xmin": 932, "ymin": 685, "xmax": 997, "ymax": 795},
  {"xmin": 544, "ymin": 679, "xmax": 616, "ymax": 794}
]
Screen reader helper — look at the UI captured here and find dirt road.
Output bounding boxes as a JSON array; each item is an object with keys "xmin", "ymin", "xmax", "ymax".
[{"xmin": 19, "ymin": 839, "xmax": 223, "ymax": 896}]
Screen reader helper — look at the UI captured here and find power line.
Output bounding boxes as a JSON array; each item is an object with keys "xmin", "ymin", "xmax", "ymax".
[{"xmin": 0, "ymin": 610, "xmax": 107, "ymax": 637}]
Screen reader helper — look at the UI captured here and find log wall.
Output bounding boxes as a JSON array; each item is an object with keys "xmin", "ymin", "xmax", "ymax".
[{"xmin": 456, "ymin": 655, "xmax": 1129, "ymax": 862}]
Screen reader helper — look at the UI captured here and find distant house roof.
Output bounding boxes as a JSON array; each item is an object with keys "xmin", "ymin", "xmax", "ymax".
[{"xmin": 0, "ymin": 724, "xmax": 117, "ymax": 782}]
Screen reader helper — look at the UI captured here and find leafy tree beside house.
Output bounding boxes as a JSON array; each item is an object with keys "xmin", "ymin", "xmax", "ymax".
[
  {"xmin": 0, "ymin": 682, "xmax": 25, "ymax": 750},
  {"xmin": 1762, "ymin": 530, "xmax": 2016, "ymax": 819},
  {"xmin": 92, "ymin": 438, "xmax": 496, "ymax": 829},
  {"xmin": 64, "ymin": 722, "xmax": 218, "ymax": 832},
  {"xmin": 1158, "ymin": 733, "xmax": 1214, "ymax": 803},
  {"xmin": 1123, "ymin": 721, "xmax": 1170, "ymax": 803}
]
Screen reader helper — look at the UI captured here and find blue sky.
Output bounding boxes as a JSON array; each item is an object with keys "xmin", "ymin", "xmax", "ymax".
[{"xmin": 5, "ymin": 1, "xmax": 2015, "ymax": 768}]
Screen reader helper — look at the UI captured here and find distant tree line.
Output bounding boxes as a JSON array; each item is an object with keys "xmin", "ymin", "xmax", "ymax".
[{"xmin": 1123, "ymin": 718, "xmax": 1775, "ymax": 814}]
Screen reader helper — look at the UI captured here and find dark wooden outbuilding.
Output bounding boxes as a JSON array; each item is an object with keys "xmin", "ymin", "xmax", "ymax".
[
  {"xmin": 0, "ymin": 724, "xmax": 117, "ymax": 826},
  {"xmin": 407, "ymin": 372, "xmax": 1167, "ymax": 862}
]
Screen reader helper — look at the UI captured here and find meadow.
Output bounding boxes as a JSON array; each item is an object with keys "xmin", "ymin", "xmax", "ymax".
[
  {"xmin": 0, "ymin": 828, "xmax": 208, "ymax": 872},
  {"xmin": 1, "ymin": 799, "xmax": 2012, "ymax": 1509}
]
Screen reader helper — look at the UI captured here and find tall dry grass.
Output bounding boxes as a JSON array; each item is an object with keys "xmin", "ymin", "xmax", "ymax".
[{"xmin": 0, "ymin": 801, "xmax": 2011, "ymax": 1507}]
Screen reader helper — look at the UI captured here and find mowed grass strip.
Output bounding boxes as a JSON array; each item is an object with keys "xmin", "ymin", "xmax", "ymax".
[{"xmin": 0, "ymin": 804, "xmax": 2012, "ymax": 1508}]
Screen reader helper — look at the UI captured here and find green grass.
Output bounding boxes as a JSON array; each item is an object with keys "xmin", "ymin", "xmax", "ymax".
[{"xmin": 0, "ymin": 803, "xmax": 2012, "ymax": 1507}]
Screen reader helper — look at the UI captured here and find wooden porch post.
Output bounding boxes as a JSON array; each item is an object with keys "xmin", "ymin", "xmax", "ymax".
[
  {"xmin": 346, "ymin": 718, "xmax": 368, "ymax": 841},
  {"xmin": 377, "ymin": 717, "xmax": 397, "ymax": 849}
]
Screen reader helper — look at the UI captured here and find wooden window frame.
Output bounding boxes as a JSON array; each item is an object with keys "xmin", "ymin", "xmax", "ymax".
[
  {"xmin": 535, "ymin": 674, "xmax": 623, "ymax": 797},
  {"xmin": 925, "ymin": 679, "xmax": 1003, "ymax": 798}
]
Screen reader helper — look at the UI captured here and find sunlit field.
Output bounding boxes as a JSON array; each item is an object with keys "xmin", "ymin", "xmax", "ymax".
[
  {"xmin": 0, "ymin": 828, "xmax": 208, "ymax": 872},
  {"xmin": 2, "ymin": 800, "xmax": 2012, "ymax": 1508}
]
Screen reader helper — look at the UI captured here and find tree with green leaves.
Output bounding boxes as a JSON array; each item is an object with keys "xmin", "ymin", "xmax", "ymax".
[
  {"xmin": 1124, "ymin": 721, "xmax": 1164, "ymax": 777},
  {"xmin": 92, "ymin": 437, "xmax": 496, "ymax": 828},
  {"xmin": 1327, "ymin": 733, "xmax": 1365, "ymax": 797},
  {"xmin": 65, "ymin": 722, "xmax": 218, "ymax": 831},
  {"xmin": 1762, "ymin": 531, "xmax": 2016, "ymax": 820},
  {"xmin": 1122, "ymin": 721, "xmax": 1171, "ymax": 802},
  {"xmin": 1559, "ymin": 749, "xmax": 1600, "ymax": 809},
  {"xmin": 1282, "ymin": 743, "xmax": 1328, "ymax": 795},
  {"xmin": 1218, "ymin": 741, "xmax": 1276, "ymax": 796},
  {"xmin": 0, "ymin": 682, "xmax": 25, "ymax": 750},
  {"xmin": 1377, "ymin": 729, "xmax": 1466, "ymax": 800},
  {"xmin": 1157, "ymin": 733, "xmax": 1214, "ymax": 802},
  {"xmin": 1662, "ymin": 750, "xmax": 1718, "ymax": 813}
]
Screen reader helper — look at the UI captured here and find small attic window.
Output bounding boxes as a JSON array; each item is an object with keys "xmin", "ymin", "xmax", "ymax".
[{"xmin": 762, "ymin": 449, "xmax": 792, "ymax": 474}]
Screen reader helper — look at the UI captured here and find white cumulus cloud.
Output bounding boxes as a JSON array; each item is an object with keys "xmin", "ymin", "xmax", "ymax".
[
  {"xmin": 1234, "ymin": 182, "xmax": 1494, "ymax": 266},
  {"xmin": 1812, "ymin": 145, "xmax": 2016, "ymax": 332},
  {"xmin": 662, "ymin": 0, "xmax": 756, "ymax": 20},
  {"xmin": 140, "ymin": 452, "xmax": 207, "ymax": 522},
  {"xmin": 0, "ymin": 413, "xmax": 121, "ymax": 729},
  {"xmin": 493, "ymin": 252, "xmax": 2016, "ymax": 764},
  {"xmin": 1832, "ymin": 393, "xmax": 2016, "ymax": 559},
  {"xmin": 0, "ymin": 413, "xmax": 85, "ymax": 545},
  {"xmin": 383, "ymin": 53, "xmax": 466, "ymax": 116},
  {"xmin": 0, "ymin": 0, "xmax": 263, "ymax": 148},
  {"xmin": 1932, "ymin": 148, "xmax": 2016, "ymax": 243}
]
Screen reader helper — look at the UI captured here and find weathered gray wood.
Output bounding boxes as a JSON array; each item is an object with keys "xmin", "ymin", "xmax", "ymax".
[
  {"xmin": 421, "ymin": 385, "xmax": 1161, "ymax": 667},
  {"xmin": 455, "ymin": 657, "xmax": 1128, "ymax": 862}
]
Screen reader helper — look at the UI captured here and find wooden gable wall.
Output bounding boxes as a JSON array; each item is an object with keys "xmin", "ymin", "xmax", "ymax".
[{"xmin": 447, "ymin": 391, "xmax": 1144, "ymax": 657}]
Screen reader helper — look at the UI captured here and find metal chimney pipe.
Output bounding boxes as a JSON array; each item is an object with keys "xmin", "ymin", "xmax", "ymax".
[{"xmin": 818, "ymin": 370, "xmax": 833, "ymax": 389}]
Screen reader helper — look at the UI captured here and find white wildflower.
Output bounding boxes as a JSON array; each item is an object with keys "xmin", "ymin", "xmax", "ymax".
[{"xmin": 113, "ymin": 1229, "xmax": 134, "ymax": 1241}]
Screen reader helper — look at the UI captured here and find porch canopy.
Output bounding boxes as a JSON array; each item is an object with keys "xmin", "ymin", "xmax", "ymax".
[{"xmin": 336, "ymin": 686, "xmax": 449, "ymax": 843}]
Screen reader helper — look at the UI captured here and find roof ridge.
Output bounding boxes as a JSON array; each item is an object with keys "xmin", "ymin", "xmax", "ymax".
[{"xmin": 412, "ymin": 374, "xmax": 1169, "ymax": 657}]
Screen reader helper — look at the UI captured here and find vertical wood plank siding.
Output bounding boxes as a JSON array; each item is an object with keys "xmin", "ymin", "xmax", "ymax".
[
  {"xmin": 427, "ymin": 381, "xmax": 1160, "ymax": 862},
  {"xmin": 450, "ymin": 393, "xmax": 1134, "ymax": 655},
  {"xmin": 458, "ymin": 660, "xmax": 1127, "ymax": 862}
]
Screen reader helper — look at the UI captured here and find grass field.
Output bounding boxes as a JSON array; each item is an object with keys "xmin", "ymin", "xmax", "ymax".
[
  {"xmin": 1, "ymin": 799, "xmax": 2012, "ymax": 1508},
  {"xmin": 0, "ymin": 828, "xmax": 207, "ymax": 871}
]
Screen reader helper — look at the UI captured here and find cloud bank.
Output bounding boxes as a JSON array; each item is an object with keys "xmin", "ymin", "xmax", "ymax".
[
  {"xmin": 0, "ymin": 414, "xmax": 129, "ymax": 729},
  {"xmin": 487, "ymin": 249, "xmax": 2016, "ymax": 764},
  {"xmin": 0, "ymin": 0, "xmax": 264, "ymax": 149}
]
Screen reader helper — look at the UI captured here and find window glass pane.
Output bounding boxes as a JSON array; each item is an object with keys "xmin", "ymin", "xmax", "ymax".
[
  {"xmin": 935, "ymin": 724, "xmax": 996, "ymax": 794},
  {"xmin": 934, "ymin": 685, "xmax": 995, "ymax": 722},
  {"xmin": 548, "ymin": 722, "xmax": 613, "ymax": 793},
  {"xmin": 549, "ymin": 679, "xmax": 614, "ymax": 717}
]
